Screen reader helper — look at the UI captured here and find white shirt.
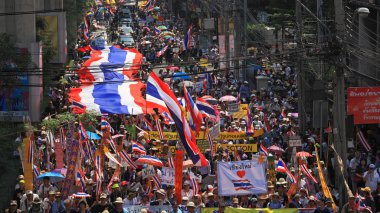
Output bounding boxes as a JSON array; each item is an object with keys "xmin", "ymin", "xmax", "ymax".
[{"xmin": 363, "ymin": 170, "xmax": 380, "ymax": 192}]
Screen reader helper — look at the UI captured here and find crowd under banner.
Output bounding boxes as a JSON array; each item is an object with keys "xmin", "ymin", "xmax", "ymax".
[{"xmin": 146, "ymin": 129, "xmax": 264, "ymax": 140}]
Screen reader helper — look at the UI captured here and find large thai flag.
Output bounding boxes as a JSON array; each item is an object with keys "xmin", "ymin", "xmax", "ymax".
[
  {"xmin": 132, "ymin": 141, "xmax": 146, "ymax": 154},
  {"xmin": 156, "ymin": 45, "xmax": 168, "ymax": 57},
  {"xmin": 183, "ymin": 85, "xmax": 203, "ymax": 133},
  {"xmin": 77, "ymin": 46, "xmax": 142, "ymax": 83},
  {"xmin": 119, "ymin": 149, "xmax": 137, "ymax": 169},
  {"xmin": 146, "ymin": 72, "xmax": 208, "ymax": 167},
  {"xmin": 196, "ymin": 98, "xmax": 216, "ymax": 120},
  {"xmin": 277, "ymin": 158, "xmax": 296, "ymax": 183},
  {"xmin": 182, "ymin": 25, "xmax": 192, "ymax": 51},
  {"xmin": 69, "ymin": 81, "xmax": 147, "ymax": 115}
]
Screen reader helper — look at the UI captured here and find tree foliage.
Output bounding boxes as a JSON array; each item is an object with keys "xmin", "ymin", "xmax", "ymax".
[{"xmin": 0, "ymin": 33, "xmax": 31, "ymax": 70}]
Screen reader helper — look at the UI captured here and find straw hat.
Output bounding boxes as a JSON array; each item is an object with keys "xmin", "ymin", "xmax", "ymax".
[
  {"xmin": 156, "ymin": 189, "xmax": 166, "ymax": 196},
  {"xmin": 113, "ymin": 197, "xmax": 124, "ymax": 204},
  {"xmin": 187, "ymin": 202, "xmax": 195, "ymax": 207},
  {"xmin": 10, "ymin": 200, "xmax": 17, "ymax": 206},
  {"xmin": 32, "ymin": 197, "xmax": 42, "ymax": 204},
  {"xmin": 276, "ymin": 178, "xmax": 287, "ymax": 185},
  {"xmin": 100, "ymin": 193, "xmax": 107, "ymax": 199},
  {"xmin": 258, "ymin": 194, "xmax": 269, "ymax": 200},
  {"xmin": 232, "ymin": 198, "xmax": 239, "ymax": 204}
]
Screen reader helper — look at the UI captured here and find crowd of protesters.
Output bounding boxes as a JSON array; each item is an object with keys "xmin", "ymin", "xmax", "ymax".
[{"xmin": 6, "ymin": 1, "xmax": 380, "ymax": 213}]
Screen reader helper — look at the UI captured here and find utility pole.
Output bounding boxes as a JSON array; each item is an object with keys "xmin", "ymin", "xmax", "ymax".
[
  {"xmin": 333, "ymin": 0, "xmax": 348, "ymax": 207},
  {"xmin": 296, "ymin": 0, "xmax": 306, "ymax": 133}
]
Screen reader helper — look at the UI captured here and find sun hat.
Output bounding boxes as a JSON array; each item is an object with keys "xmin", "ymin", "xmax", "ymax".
[
  {"xmin": 113, "ymin": 197, "xmax": 124, "ymax": 204},
  {"xmin": 10, "ymin": 200, "xmax": 17, "ymax": 206},
  {"xmin": 100, "ymin": 193, "xmax": 107, "ymax": 199},
  {"xmin": 187, "ymin": 202, "xmax": 195, "ymax": 207},
  {"xmin": 232, "ymin": 198, "xmax": 239, "ymax": 204},
  {"xmin": 276, "ymin": 178, "xmax": 287, "ymax": 185}
]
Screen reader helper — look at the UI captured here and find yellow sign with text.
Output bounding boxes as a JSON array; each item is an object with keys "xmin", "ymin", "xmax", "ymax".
[
  {"xmin": 213, "ymin": 144, "xmax": 257, "ymax": 153},
  {"xmin": 146, "ymin": 129, "xmax": 263, "ymax": 140},
  {"xmin": 232, "ymin": 104, "xmax": 248, "ymax": 119}
]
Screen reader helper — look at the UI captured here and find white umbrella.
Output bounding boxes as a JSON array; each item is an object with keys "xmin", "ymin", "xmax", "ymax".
[
  {"xmin": 178, "ymin": 81, "xmax": 194, "ymax": 87},
  {"xmin": 219, "ymin": 95, "xmax": 237, "ymax": 102}
]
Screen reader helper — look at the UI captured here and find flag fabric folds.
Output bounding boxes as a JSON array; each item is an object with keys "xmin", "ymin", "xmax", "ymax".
[
  {"xmin": 277, "ymin": 158, "xmax": 296, "ymax": 183},
  {"xmin": 146, "ymin": 72, "xmax": 208, "ymax": 167},
  {"xmin": 182, "ymin": 26, "xmax": 192, "ymax": 51},
  {"xmin": 300, "ymin": 164, "xmax": 318, "ymax": 183},
  {"xmin": 196, "ymin": 97, "xmax": 216, "ymax": 120},
  {"xmin": 259, "ymin": 144, "xmax": 269, "ymax": 156},
  {"xmin": 132, "ymin": 141, "xmax": 146, "ymax": 154},
  {"xmin": 69, "ymin": 81, "xmax": 147, "ymax": 115},
  {"xmin": 183, "ymin": 85, "xmax": 203, "ymax": 133},
  {"xmin": 119, "ymin": 149, "xmax": 138, "ymax": 169},
  {"xmin": 156, "ymin": 45, "xmax": 168, "ymax": 57}
]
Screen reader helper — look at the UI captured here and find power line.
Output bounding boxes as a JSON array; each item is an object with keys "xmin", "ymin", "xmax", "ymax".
[{"xmin": 0, "ymin": 9, "xmax": 65, "ymax": 16}]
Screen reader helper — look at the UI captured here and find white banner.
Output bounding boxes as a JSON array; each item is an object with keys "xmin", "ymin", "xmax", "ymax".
[
  {"xmin": 161, "ymin": 167, "xmax": 175, "ymax": 186},
  {"xmin": 217, "ymin": 159, "xmax": 267, "ymax": 196},
  {"xmin": 142, "ymin": 165, "xmax": 155, "ymax": 179}
]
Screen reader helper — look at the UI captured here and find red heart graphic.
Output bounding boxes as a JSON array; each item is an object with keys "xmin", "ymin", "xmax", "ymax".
[{"xmin": 236, "ymin": 170, "xmax": 245, "ymax": 178}]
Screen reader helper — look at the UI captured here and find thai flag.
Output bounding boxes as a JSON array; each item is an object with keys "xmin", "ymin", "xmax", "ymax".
[
  {"xmin": 146, "ymin": 72, "xmax": 208, "ymax": 167},
  {"xmin": 107, "ymin": 136, "xmax": 117, "ymax": 153},
  {"xmin": 96, "ymin": 174, "xmax": 102, "ymax": 197},
  {"xmin": 182, "ymin": 25, "xmax": 192, "ymax": 51},
  {"xmin": 146, "ymin": 179, "xmax": 152, "ymax": 195},
  {"xmin": 300, "ymin": 164, "xmax": 317, "ymax": 183},
  {"xmin": 232, "ymin": 179, "xmax": 254, "ymax": 191},
  {"xmin": 95, "ymin": 152, "xmax": 102, "ymax": 179},
  {"xmin": 132, "ymin": 141, "xmax": 146, "ymax": 154},
  {"xmin": 196, "ymin": 98, "xmax": 216, "ymax": 120},
  {"xmin": 279, "ymin": 108, "xmax": 286, "ymax": 120},
  {"xmin": 152, "ymin": 174, "xmax": 162, "ymax": 189},
  {"xmin": 246, "ymin": 108, "xmax": 254, "ymax": 135},
  {"xmin": 136, "ymin": 155, "xmax": 164, "ymax": 167},
  {"xmin": 183, "ymin": 85, "xmax": 203, "ymax": 133},
  {"xmin": 207, "ymin": 132, "xmax": 214, "ymax": 157},
  {"xmin": 277, "ymin": 158, "xmax": 296, "ymax": 183},
  {"xmin": 76, "ymin": 169, "xmax": 86, "ymax": 192},
  {"xmin": 190, "ymin": 173, "xmax": 199, "ymax": 196},
  {"xmin": 154, "ymin": 26, "xmax": 161, "ymax": 34},
  {"xmin": 75, "ymin": 45, "xmax": 143, "ymax": 83},
  {"xmin": 161, "ymin": 111, "xmax": 174, "ymax": 125},
  {"xmin": 259, "ymin": 144, "xmax": 269, "ymax": 156},
  {"xmin": 357, "ymin": 129, "xmax": 372, "ymax": 152},
  {"xmin": 156, "ymin": 45, "xmax": 168, "ymax": 57},
  {"xmin": 79, "ymin": 122, "xmax": 88, "ymax": 141},
  {"xmin": 33, "ymin": 164, "xmax": 40, "ymax": 178},
  {"xmin": 101, "ymin": 116, "xmax": 110, "ymax": 131},
  {"xmin": 71, "ymin": 100, "xmax": 86, "ymax": 114},
  {"xmin": 83, "ymin": 17, "xmax": 89, "ymax": 41},
  {"xmin": 86, "ymin": 140, "xmax": 94, "ymax": 162},
  {"xmin": 156, "ymin": 120, "xmax": 164, "ymax": 140},
  {"xmin": 28, "ymin": 139, "xmax": 33, "ymax": 164},
  {"xmin": 119, "ymin": 149, "xmax": 137, "ymax": 169},
  {"xmin": 354, "ymin": 193, "xmax": 367, "ymax": 211},
  {"xmin": 263, "ymin": 114, "xmax": 271, "ymax": 132},
  {"xmin": 143, "ymin": 117, "xmax": 154, "ymax": 131},
  {"xmin": 168, "ymin": 156, "xmax": 175, "ymax": 168}
]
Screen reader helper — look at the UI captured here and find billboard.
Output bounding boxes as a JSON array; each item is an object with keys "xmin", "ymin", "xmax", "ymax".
[{"xmin": 347, "ymin": 87, "xmax": 380, "ymax": 124}]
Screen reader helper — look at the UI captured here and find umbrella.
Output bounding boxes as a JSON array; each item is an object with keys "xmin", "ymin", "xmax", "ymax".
[
  {"xmin": 164, "ymin": 35, "xmax": 173, "ymax": 39},
  {"xmin": 166, "ymin": 66, "xmax": 180, "ymax": 71},
  {"xmin": 72, "ymin": 192, "xmax": 91, "ymax": 198},
  {"xmin": 52, "ymin": 168, "xmax": 67, "ymax": 176},
  {"xmin": 160, "ymin": 31, "xmax": 175, "ymax": 36},
  {"xmin": 268, "ymin": 145, "xmax": 285, "ymax": 154},
  {"xmin": 141, "ymin": 40, "xmax": 152, "ymax": 45},
  {"xmin": 296, "ymin": 151, "xmax": 313, "ymax": 158},
  {"xmin": 178, "ymin": 81, "xmax": 194, "ymax": 87},
  {"xmin": 172, "ymin": 72, "xmax": 191, "ymax": 80},
  {"xmin": 183, "ymin": 160, "xmax": 194, "ymax": 169},
  {"xmin": 219, "ymin": 95, "xmax": 237, "ymax": 102},
  {"xmin": 37, "ymin": 172, "xmax": 65, "ymax": 183},
  {"xmin": 135, "ymin": 155, "xmax": 164, "ymax": 167},
  {"xmin": 86, "ymin": 131, "xmax": 101, "ymax": 140},
  {"xmin": 157, "ymin": 26, "xmax": 167, "ymax": 30}
]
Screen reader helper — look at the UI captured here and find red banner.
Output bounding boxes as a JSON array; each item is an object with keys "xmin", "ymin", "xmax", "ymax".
[
  {"xmin": 347, "ymin": 87, "xmax": 380, "ymax": 124},
  {"xmin": 175, "ymin": 150, "xmax": 184, "ymax": 204},
  {"xmin": 55, "ymin": 139, "xmax": 64, "ymax": 169}
]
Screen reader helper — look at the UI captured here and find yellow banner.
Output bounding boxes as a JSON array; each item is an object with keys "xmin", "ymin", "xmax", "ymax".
[
  {"xmin": 146, "ymin": 129, "xmax": 263, "ymax": 140},
  {"xmin": 225, "ymin": 207, "xmax": 298, "ymax": 213},
  {"xmin": 214, "ymin": 144, "xmax": 257, "ymax": 152},
  {"xmin": 232, "ymin": 104, "xmax": 248, "ymax": 119},
  {"xmin": 201, "ymin": 208, "xmax": 217, "ymax": 213},
  {"xmin": 22, "ymin": 138, "xmax": 33, "ymax": 191},
  {"xmin": 200, "ymin": 58, "xmax": 208, "ymax": 67}
]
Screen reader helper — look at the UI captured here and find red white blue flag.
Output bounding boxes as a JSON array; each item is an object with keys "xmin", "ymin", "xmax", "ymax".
[
  {"xmin": 119, "ymin": 149, "xmax": 137, "ymax": 169},
  {"xmin": 183, "ymin": 85, "xmax": 203, "ymax": 133},
  {"xmin": 300, "ymin": 164, "xmax": 317, "ymax": 183},
  {"xmin": 132, "ymin": 141, "xmax": 146, "ymax": 154},
  {"xmin": 156, "ymin": 45, "xmax": 168, "ymax": 57},
  {"xmin": 156, "ymin": 119, "xmax": 164, "ymax": 140},
  {"xmin": 277, "ymin": 158, "xmax": 296, "ymax": 183},
  {"xmin": 152, "ymin": 174, "xmax": 162, "ymax": 189},
  {"xmin": 146, "ymin": 72, "xmax": 208, "ymax": 167},
  {"xmin": 357, "ymin": 128, "xmax": 372, "ymax": 152},
  {"xmin": 79, "ymin": 122, "xmax": 88, "ymax": 141},
  {"xmin": 196, "ymin": 97, "xmax": 216, "ymax": 120},
  {"xmin": 182, "ymin": 25, "xmax": 192, "ymax": 51},
  {"xmin": 190, "ymin": 173, "xmax": 199, "ymax": 196},
  {"xmin": 259, "ymin": 144, "xmax": 269, "ymax": 156}
]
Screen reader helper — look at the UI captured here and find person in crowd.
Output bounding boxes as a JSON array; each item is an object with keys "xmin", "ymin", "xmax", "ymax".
[
  {"xmin": 5, "ymin": 200, "xmax": 21, "ymax": 213},
  {"xmin": 21, "ymin": 190, "xmax": 38, "ymax": 213},
  {"xmin": 313, "ymin": 198, "xmax": 331, "ymax": 213},
  {"xmin": 363, "ymin": 164, "xmax": 380, "ymax": 193},
  {"xmin": 361, "ymin": 187, "xmax": 376, "ymax": 212},
  {"xmin": 110, "ymin": 197, "xmax": 124, "ymax": 213},
  {"xmin": 342, "ymin": 194, "xmax": 360, "ymax": 213},
  {"xmin": 91, "ymin": 193, "xmax": 113, "ymax": 213},
  {"xmin": 267, "ymin": 193, "xmax": 283, "ymax": 209}
]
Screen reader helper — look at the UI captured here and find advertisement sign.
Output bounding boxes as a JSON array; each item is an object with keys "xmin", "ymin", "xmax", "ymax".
[
  {"xmin": 347, "ymin": 87, "xmax": 380, "ymax": 124},
  {"xmin": 161, "ymin": 167, "xmax": 175, "ymax": 186},
  {"xmin": 217, "ymin": 159, "xmax": 267, "ymax": 196}
]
